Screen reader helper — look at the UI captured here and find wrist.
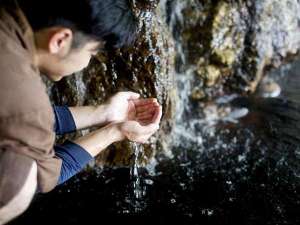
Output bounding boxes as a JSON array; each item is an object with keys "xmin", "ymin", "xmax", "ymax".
[
  {"xmin": 92, "ymin": 104, "xmax": 110, "ymax": 126},
  {"xmin": 73, "ymin": 123, "xmax": 125, "ymax": 157},
  {"xmin": 108, "ymin": 123, "xmax": 126, "ymax": 142}
]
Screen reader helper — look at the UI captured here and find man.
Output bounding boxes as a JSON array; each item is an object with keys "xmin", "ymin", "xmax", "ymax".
[{"xmin": 0, "ymin": 0, "xmax": 162, "ymax": 224}]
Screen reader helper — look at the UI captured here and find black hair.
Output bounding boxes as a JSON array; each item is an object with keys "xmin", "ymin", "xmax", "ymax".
[{"xmin": 16, "ymin": 0, "xmax": 139, "ymax": 49}]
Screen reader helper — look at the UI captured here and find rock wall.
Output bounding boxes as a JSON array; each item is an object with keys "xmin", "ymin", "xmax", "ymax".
[
  {"xmin": 44, "ymin": 0, "xmax": 176, "ymax": 166},
  {"xmin": 165, "ymin": 0, "xmax": 300, "ymax": 101},
  {"xmin": 44, "ymin": 0, "xmax": 300, "ymax": 166}
]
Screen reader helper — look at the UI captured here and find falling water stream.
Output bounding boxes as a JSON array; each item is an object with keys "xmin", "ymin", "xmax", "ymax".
[
  {"xmin": 129, "ymin": 142, "xmax": 146, "ymax": 213},
  {"xmin": 130, "ymin": 142, "xmax": 142, "ymax": 200}
]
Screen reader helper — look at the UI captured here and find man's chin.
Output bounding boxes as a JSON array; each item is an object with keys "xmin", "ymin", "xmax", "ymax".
[
  {"xmin": 43, "ymin": 70, "xmax": 75, "ymax": 82},
  {"xmin": 39, "ymin": 68, "xmax": 60, "ymax": 81},
  {"xmin": 48, "ymin": 75, "xmax": 63, "ymax": 82},
  {"xmin": 41, "ymin": 70, "xmax": 63, "ymax": 82}
]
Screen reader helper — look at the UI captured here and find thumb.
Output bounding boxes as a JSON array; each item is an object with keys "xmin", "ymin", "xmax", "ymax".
[{"xmin": 125, "ymin": 91, "xmax": 140, "ymax": 100}]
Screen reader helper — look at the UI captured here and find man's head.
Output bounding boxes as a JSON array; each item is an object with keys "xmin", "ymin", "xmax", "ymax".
[
  {"xmin": 18, "ymin": 0, "xmax": 138, "ymax": 81},
  {"xmin": 0, "ymin": 150, "xmax": 37, "ymax": 225}
]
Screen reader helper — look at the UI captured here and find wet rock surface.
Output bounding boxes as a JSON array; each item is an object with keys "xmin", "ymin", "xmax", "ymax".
[
  {"xmin": 167, "ymin": 0, "xmax": 300, "ymax": 99},
  {"xmin": 43, "ymin": 0, "xmax": 300, "ymax": 166},
  {"xmin": 44, "ymin": 0, "xmax": 176, "ymax": 166}
]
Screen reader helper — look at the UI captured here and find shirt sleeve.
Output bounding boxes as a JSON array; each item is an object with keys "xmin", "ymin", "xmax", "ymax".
[
  {"xmin": 54, "ymin": 139, "xmax": 93, "ymax": 185},
  {"xmin": 52, "ymin": 105, "xmax": 77, "ymax": 135}
]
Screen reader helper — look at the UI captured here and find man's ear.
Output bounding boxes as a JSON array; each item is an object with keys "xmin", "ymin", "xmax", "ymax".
[{"xmin": 48, "ymin": 28, "xmax": 73, "ymax": 56}]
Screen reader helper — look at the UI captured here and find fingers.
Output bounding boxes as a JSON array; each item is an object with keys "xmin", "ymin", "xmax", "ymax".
[
  {"xmin": 134, "ymin": 121, "xmax": 159, "ymax": 134},
  {"xmin": 135, "ymin": 102, "xmax": 158, "ymax": 114},
  {"xmin": 119, "ymin": 101, "xmax": 162, "ymax": 143},
  {"xmin": 137, "ymin": 118, "xmax": 153, "ymax": 126},
  {"xmin": 151, "ymin": 105, "xmax": 162, "ymax": 124},
  {"xmin": 128, "ymin": 132, "xmax": 151, "ymax": 144},
  {"xmin": 137, "ymin": 104, "xmax": 162, "ymax": 126},
  {"xmin": 119, "ymin": 91, "xmax": 140, "ymax": 100},
  {"xmin": 121, "ymin": 121, "xmax": 158, "ymax": 137},
  {"xmin": 137, "ymin": 120, "xmax": 150, "ymax": 126},
  {"xmin": 136, "ymin": 107, "xmax": 156, "ymax": 118},
  {"xmin": 132, "ymin": 98, "xmax": 158, "ymax": 107},
  {"xmin": 120, "ymin": 117, "xmax": 161, "ymax": 143},
  {"xmin": 140, "ymin": 122, "xmax": 159, "ymax": 134},
  {"xmin": 138, "ymin": 115, "xmax": 154, "ymax": 122},
  {"xmin": 128, "ymin": 92, "xmax": 140, "ymax": 100},
  {"xmin": 135, "ymin": 134, "xmax": 152, "ymax": 144}
]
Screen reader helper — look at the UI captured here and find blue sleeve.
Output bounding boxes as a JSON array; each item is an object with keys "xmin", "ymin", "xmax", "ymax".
[
  {"xmin": 52, "ymin": 105, "xmax": 77, "ymax": 135},
  {"xmin": 54, "ymin": 140, "xmax": 93, "ymax": 185}
]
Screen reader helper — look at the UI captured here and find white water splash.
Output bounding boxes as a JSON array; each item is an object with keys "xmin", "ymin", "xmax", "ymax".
[{"xmin": 129, "ymin": 142, "xmax": 147, "ymax": 212}]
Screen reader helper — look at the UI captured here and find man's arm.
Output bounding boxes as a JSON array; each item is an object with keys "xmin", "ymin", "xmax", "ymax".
[
  {"xmin": 53, "ymin": 105, "xmax": 77, "ymax": 135},
  {"xmin": 53, "ymin": 104, "xmax": 109, "ymax": 135},
  {"xmin": 68, "ymin": 105, "xmax": 109, "ymax": 131},
  {"xmin": 67, "ymin": 92, "xmax": 159, "ymax": 132},
  {"xmin": 72, "ymin": 123, "xmax": 124, "ymax": 157},
  {"xmin": 54, "ymin": 100, "xmax": 162, "ymax": 185},
  {"xmin": 53, "ymin": 105, "xmax": 109, "ymax": 135},
  {"xmin": 54, "ymin": 123, "xmax": 123, "ymax": 185}
]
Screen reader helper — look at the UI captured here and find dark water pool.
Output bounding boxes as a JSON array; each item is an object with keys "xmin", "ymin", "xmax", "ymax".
[
  {"xmin": 8, "ymin": 119, "xmax": 300, "ymax": 225},
  {"xmin": 9, "ymin": 58, "xmax": 300, "ymax": 225}
]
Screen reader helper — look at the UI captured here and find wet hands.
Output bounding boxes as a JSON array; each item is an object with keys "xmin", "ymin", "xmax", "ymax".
[
  {"xmin": 72, "ymin": 92, "xmax": 162, "ymax": 157},
  {"xmin": 119, "ymin": 96, "xmax": 162, "ymax": 143},
  {"xmin": 105, "ymin": 91, "xmax": 162, "ymax": 143}
]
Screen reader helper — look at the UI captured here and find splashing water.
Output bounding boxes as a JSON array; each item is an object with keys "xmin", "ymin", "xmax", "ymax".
[
  {"xmin": 129, "ymin": 142, "xmax": 146, "ymax": 213},
  {"xmin": 74, "ymin": 73, "xmax": 87, "ymax": 105}
]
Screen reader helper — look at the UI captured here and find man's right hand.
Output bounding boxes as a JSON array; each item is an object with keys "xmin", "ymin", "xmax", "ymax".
[{"xmin": 117, "ymin": 103, "xmax": 162, "ymax": 143}]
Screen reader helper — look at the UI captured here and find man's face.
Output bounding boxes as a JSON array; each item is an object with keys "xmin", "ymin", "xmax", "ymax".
[
  {"xmin": 35, "ymin": 28, "xmax": 102, "ymax": 81},
  {"xmin": 41, "ymin": 41, "xmax": 100, "ymax": 81}
]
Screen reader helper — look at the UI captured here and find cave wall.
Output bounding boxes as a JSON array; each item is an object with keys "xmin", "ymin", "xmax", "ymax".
[{"xmin": 165, "ymin": 0, "xmax": 300, "ymax": 101}]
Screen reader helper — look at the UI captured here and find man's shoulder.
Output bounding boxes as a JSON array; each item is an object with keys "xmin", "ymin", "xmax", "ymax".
[{"xmin": 0, "ymin": 40, "xmax": 53, "ymax": 120}]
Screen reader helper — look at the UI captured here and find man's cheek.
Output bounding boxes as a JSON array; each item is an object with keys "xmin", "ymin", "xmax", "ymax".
[
  {"xmin": 84, "ymin": 55, "xmax": 92, "ymax": 67},
  {"xmin": 78, "ymin": 57, "xmax": 92, "ymax": 71}
]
